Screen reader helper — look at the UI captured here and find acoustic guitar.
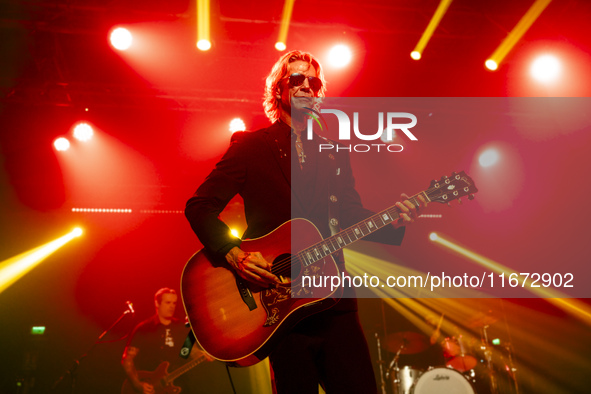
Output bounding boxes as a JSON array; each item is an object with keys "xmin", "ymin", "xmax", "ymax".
[{"xmin": 181, "ymin": 171, "xmax": 477, "ymax": 367}]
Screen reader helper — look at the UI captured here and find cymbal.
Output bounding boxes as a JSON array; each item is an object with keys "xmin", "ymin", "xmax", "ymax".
[
  {"xmin": 386, "ymin": 332, "xmax": 429, "ymax": 354},
  {"xmin": 468, "ymin": 311, "xmax": 498, "ymax": 327}
]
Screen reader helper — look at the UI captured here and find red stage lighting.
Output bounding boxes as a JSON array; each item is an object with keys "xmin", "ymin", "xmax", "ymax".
[
  {"xmin": 54, "ymin": 137, "xmax": 70, "ymax": 151},
  {"xmin": 197, "ymin": 39, "xmax": 211, "ymax": 51},
  {"xmin": 229, "ymin": 118, "xmax": 246, "ymax": 133},
  {"xmin": 479, "ymin": 148, "xmax": 500, "ymax": 168},
  {"xmin": 110, "ymin": 27, "xmax": 133, "ymax": 51},
  {"xmin": 531, "ymin": 54, "xmax": 561, "ymax": 83},
  {"xmin": 73, "ymin": 123, "xmax": 94, "ymax": 142},
  {"xmin": 328, "ymin": 45, "xmax": 352, "ymax": 68},
  {"xmin": 485, "ymin": 59, "xmax": 498, "ymax": 71}
]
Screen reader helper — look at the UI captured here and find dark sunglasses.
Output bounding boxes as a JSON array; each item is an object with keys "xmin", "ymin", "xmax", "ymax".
[{"xmin": 287, "ymin": 73, "xmax": 323, "ymax": 93}]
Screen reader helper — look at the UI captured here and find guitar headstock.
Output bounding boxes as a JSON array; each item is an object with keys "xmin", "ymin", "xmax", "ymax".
[{"xmin": 426, "ymin": 171, "xmax": 478, "ymax": 204}]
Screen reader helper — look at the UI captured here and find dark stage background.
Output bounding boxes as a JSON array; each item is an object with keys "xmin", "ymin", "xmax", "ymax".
[{"xmin": 1, "ymin": 1, "xmax": 591, "ymax": 393}]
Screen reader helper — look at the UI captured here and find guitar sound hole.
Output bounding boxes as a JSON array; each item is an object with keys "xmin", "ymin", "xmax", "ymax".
[{"xmin": 272, "ymin": 253, "xmax": 298, "ymax": 283}]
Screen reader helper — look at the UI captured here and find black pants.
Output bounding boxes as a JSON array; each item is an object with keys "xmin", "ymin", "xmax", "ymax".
[{"xmin": 269, "ymin": 308, "xmax": 377, "ymax": 394}]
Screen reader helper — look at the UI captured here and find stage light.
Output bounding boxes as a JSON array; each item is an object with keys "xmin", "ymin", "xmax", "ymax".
[
  {"xmin": 72, "ymin": 207, "xmax": 133, "ymax": 213},
  {"xmin": 275, "ymin": 42, "xmax": 287, "ymax": 51},
  {"xmin": 328, "ymin": 45, "xmax": 352, "ymax": 68},
  {"xmin": 197, "ymin": 0, "xmax": 211, "ymax": 51},
  {"xmin": 485, "ymin": 0, "xmax": 551, "ymax": 69},
  {"xmin": 430, "ymin": 232, "xmax": 591, "ymax": 324},
  {"xmin": 485, "ymin": 59, "xmax": 498, "ymax": 71},
  {"xmin": 411, "ymin": 0, "xmax": 453, "ymax": 61},
  {"xmin": 479, "ymin": 148, "xmax": 500, "ymax": 168},
  {"xmin": 110, "ymin": 27, "xmax": 133, "ymax": 51},
  {"xmin": 73, "ymin": 123, "xmax": 93, "ymax": 142},
  {"xmin": 0, "ymin": 227, "xmax": 84, "ymax": 294},
  {"xmin": 54, "ymin": 137, "xmax": 70, "ymax": 151},
  {"xmin": 277, "ymin": 0, "xmax": 295, "ymax": 55},
  {"xmin": 31, "ymin": 326, "xmax": 46, "ymax": 335},
  {"xmin": 531, "ymin": 55, "xmax": 561, "ymax": 83},
  {"xmin": 229, "ymin": 118, "xmax": 246, "ymax": 133},
  {"xmin": 230, "ymin": 229, "xmax": 240, "ymax": 238},
  {"xmin": 429, "ymin": 232, "xmax": 438, "ymax": 241},
  {"xmin": 197, "ymin": 39, "xmax": 211, "ymax": 51}
]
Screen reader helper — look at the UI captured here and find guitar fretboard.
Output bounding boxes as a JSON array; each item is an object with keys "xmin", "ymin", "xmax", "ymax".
[
  {"xmin": 295, "ymin": 192, "xmax": 428, "ymax": 267},
  {"xmin": 165, "ymin": 355, "xmax": 207, "ymax": 383}
]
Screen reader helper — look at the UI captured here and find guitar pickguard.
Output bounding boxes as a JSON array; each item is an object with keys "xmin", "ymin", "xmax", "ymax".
[{"xmin": 261, "ymin": 286, "xmax": 292, "ymax": 327}]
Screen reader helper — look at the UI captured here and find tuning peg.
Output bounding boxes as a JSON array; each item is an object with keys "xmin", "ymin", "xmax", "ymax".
[{"xmin": 468, "ymin": 194, "xmax": 475, "ymax": 200}]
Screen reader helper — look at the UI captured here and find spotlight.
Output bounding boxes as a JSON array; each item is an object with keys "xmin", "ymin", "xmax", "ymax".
[
  {"xmin": 229, "ymin": 118, "xmax": 246, "ymax": 133},
  {"xmin": 328, "ymin": 45, "xmax": 352, "ymax": 68},
  {"xmin": 0, "ymin": 228, "xmax": 84, "ymax": 294},
  {"xmin": 429, "ymin": 232, "xmax": 438, "ymax": 241},
  {"xmin": 73, "ymin": 123, "xmax": 93, "ymax": 142},
  {"xmin": 485, "ymin": 59, "xmax": 498, "ymax": 71},
  {"xmin": 531, "ymin": 54, "xmax": 561, "ymax": 83},
  {"xmin": 197, "ymin": 0, "xmax": 211, "ymax": 51},
  {"xmin": 72, "ymin": 228, "xmax": 83, "ymax": 237},
  {"xmin": 277, "ymin": 0, "xmax": 295, "ymax": 55},
  {"xmin": 485, "ymin": 0, "xmax": 552, "ymax": 70},
  {"xmin": 411, "ymin": 0, "xmax": 453, "ymax": 64},
  {"xmin": 197, "ymin": 39, "xmax": 211, "ymax": 51},
  {"xmin": 230, "ymin": 229, "xmax": 240, "ymax": 238},
  {"xmin": 479, "ymin": 149, "xmax": 500, "ymax": 168},
  {"xmin": 54, "ymin": 137, "xmax": 70, "ymax": 152},
  {"xmin": 110, "ymin": 27, "xmax": 133, "ymax": 51}
]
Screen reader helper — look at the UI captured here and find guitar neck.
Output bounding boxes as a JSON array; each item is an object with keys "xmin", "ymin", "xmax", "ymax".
[
  {"xmin": 296, "ymin": 191, "xmax": 428, "ymax": 267},
  {"xmin": 163, "ymin": 354, "xmax": 207, "ymax": 384}
]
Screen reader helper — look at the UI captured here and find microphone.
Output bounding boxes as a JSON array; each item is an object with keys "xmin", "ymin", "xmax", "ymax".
[{"xmin": 125, "ymin": 301, "xmax": 135, "ymax": 315}]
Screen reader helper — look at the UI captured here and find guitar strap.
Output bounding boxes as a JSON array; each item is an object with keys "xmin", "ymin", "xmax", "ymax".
[{"xmin": 180, "ymin": 328, "xmax": 196, "ymax": 359}]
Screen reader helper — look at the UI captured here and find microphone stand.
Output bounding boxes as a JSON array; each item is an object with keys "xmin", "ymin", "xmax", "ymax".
[
  {"xmin": 375, "ymin": 333, "xmax": 387, "ymax": 394},
  {"xmin": 387, "ymin": 341, "xmax": 406, "ymax": 385},
  {"xmin": 51, "ymin": 307, "xmax": 133, "ymax": 393}
]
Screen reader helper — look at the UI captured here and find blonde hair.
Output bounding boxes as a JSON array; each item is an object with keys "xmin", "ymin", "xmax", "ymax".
[{"xmin": 263, "ymin": 50, "xmax": 327, "ymax": 123}]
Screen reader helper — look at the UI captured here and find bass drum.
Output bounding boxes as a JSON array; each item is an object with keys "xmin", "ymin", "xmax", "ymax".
[{"xmin": 413, "ymin": 367, "xmax": 475, "ymax": 394}]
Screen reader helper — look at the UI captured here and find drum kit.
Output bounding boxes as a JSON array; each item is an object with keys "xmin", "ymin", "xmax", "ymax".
[{"xmin": 377, "ymin": 313, "xmax": 519, "ymax": 394}]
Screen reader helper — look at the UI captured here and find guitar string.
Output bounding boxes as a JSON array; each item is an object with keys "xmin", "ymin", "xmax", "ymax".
[
  {"xmin": 267, "ymin": 181, "xmax": 473, "ymax": 274},
  {"xmin": 270, "ymin": 190, "xmax": 431, "ymax": 273},
  {"xmin": 269, "ymin": 192, "xmax": 421, "ymax": 273}
]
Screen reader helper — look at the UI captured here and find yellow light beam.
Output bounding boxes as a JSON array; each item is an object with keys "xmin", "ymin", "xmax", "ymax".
[
  {"xmin": 344, "ymin": 248, "xmax": 487, "ymax": 299},
  {"xmin": 411, "ymin": 0, "xmax": 453, "ymax": 60},
  {"xmin": 430, "ymin": 232, "xmax": 591, "ymax": 325},
  {"xmin": 247, "ymin": 358, "xmax": 273, "ymax": 394},
  {"xmin": 197, "ymin": 0, "xmax": 211, "ymax": 50},
  {"xmin": 486, "ymin": 0, "xmax": 552, "ymax": 69},
  {"xmin": 0, "ymin": 228, "xmax": 83, "ymax": 294},
  {"xmin": 345, "ymin": 250, "xmax": 486, "ymax": 341},
  {"xmin": 276, "ymin": 0, "xmax": 296, "ymax": 51}
]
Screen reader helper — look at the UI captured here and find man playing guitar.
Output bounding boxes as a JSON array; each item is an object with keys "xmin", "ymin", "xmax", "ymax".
[{"xmin": 185, "ymin": 50, "xmax": 426, "ymax": 393}]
